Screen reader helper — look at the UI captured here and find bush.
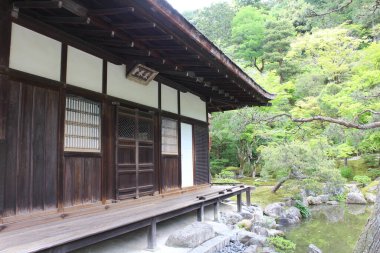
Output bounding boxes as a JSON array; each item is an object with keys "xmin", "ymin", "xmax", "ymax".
[
  {"xmin": 368, "ymin": 169, "xmax": 380, "ymax": 180},
  {"xmin": 363, "ymin": 154, "xmax": 379, "ymax": 168},
  {"xmin": 224, "ymin": 166, "xmax": 240, "ymax": 175},
  {"xmin": 219, "ymin": 170, "xmax": 235, "ymax": 179},
  {"xmin": 340, "ymin": 166, "xmax": 353, "ymax": 179},
  {"xmin": 335, "ymin": 193, "xmax": 346, "ymax": 202},
  {"xmin": 295, "ymin": 200, "xmax": 311, "ymax": 219},
  {"xmin": 268, "ymin": 236, "xmax": 296, "ymax": 253},
  {"xmin": 210, "ymin": 159, "xmax": 229, "ymax": 176},
  {"xmin": 353, "ymin": 175, "xmax": 372, "ymax": 186},
  {"xmin": 212, "ymin": 177, "xmax": 239, "ymax": 184}
]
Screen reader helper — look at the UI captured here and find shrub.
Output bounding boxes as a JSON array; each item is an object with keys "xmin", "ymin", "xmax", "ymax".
[
  {"xmin": 224, "ymin": 166, "xmax": 240, "ymax": 175},
  {"xmin": 368, "ymin": 169, "xmax": 380, "ymax": 180},
  {"xmin": 363, "ymin": 155, "xmax": 379, "ymax": 168},
  {"xmin": 295, "ymin": 200, "xmax": 311, "ymax": 219},
  {"xmin": 219, "ymin": 170, "xmax": 235, "ymax": 179},
  {"xmin": 210, "ymin": 159, "xmax": 229, "ymax": 176},
  {"xmin": 335, "ymin": 193, "xmax": 346, "ymax": 202},
  {"xmin": 353, "ymin": 175, "xmax": 372, "ymax": 186},
  {"xmin": 212, "ymin": 177, "xmax": 239, "ymax": 184},
  {"xmin": 268, "ymin": 236, "xmax": 296, "ymax": 253},
  {"xmin": 340, "ymin": 166, "xmax": 353, "ymax": 179}
]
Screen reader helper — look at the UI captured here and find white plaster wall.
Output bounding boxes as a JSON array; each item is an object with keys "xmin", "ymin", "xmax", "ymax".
[
  {"xmin": 107, "ymin": 62, "xmax": 158, "ymax": 108},
  {"xmin": 181, "ymin": 123, "xmax": 194, "ymax": 188},
  {"xmin": 66, "ymin": 46, "xmax": 103, "ymax": 93},
  {"xmin": 161, "ymin": 84, "xmax": 178, "ymax": 114},
  {"xmin": 9, "ymin": 23, "xmax": 61, "ymax": 81},
  {"xmin": 180, "ymin": 92, "xmax": 207, "ymax": 122}
]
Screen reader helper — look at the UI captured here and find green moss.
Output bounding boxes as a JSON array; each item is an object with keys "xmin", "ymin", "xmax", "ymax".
[
  {"xmin": 268, "ymin": 236, "xmax": 296, "ymax": 253},
  {"xmin": 361, "ymin": 180, "xmax": 379, "ymax": 195}
]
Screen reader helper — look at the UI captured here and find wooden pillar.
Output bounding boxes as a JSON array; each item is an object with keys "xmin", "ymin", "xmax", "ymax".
[
  {"xmin": 213, "ymin": 201, "xmax": 220, "ymax": 222},
  {"xmin": 246, "ymin": 187, "xmax": 251, "ymax": 206},
  {"xmin": 197, "ymin": 204, "xmax": 205, "ymax": 222},
  {"xmin": 237, "ymin": 193, "xmax": 242, "ymax": 212},
  {"xmin": 0, "ymin": 0, "xmax": 11, "ymax": 68},
  {"xmin": 147, "ymin": 218, "xmax": 157, "ymax": 250}
]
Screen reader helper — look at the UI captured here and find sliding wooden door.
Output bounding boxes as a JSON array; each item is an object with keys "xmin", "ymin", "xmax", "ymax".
[{"xmin": 116, "ymin": 107, "xmax": 155, "ymax": 199}]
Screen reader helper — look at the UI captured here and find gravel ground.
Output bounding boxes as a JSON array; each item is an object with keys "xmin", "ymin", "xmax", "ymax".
[{"xmin": 217, "ymin": 240, "xmax": 247, "ymax": 253}]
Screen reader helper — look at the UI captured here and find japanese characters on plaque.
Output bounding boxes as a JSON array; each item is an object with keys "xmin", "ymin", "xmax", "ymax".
[{"xmin": 126, "ymin": 64, "xmax": 159, "ymax": 85}]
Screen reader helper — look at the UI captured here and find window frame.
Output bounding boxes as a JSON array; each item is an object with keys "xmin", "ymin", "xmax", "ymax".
[
  {"xmin": 161, "ymin": 117, "xmax": 178, "ymax": 156},
  {"xmin": 64, "ymin": 94, "xmax": 102, "ymax": 153}
]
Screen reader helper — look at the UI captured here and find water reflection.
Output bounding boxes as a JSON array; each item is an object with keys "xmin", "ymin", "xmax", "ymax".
[{"xmin": 284, "ymin": 204, "xmax": 373, "ymax": 253}]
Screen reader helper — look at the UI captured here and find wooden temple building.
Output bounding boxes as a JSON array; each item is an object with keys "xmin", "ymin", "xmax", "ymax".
[{"xmin": 0, "ymin": 0, "xmax": 273, "ymax": 252}]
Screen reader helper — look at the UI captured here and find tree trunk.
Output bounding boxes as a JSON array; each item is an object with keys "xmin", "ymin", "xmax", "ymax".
[
  {"xmin": 252, "ymin": 165, "xmax": 256, "ymax": 178},
  {"xmin": 272, "ymin": 177, "xmax": 289, "ymax": 193},
  {"xmin": 344, "ymin": 157, "xmax": 348, "ymax": 167},
  {"xmin": 354, "ymin": 187, "xmax": 380, "ymax": 253}
]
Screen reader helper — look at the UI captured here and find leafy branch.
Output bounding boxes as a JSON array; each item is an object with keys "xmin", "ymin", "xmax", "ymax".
[{"xmin": 264, "ymin": 110, "xmax": 380, "ymax": 130}]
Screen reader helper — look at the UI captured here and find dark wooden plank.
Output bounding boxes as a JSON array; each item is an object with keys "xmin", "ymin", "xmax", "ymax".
[
  {"xmin": 44, "ymin": 89, "xmax": 59, "ymax": 210},
  {"xmin": 64, "ymin": 158, "xmax": 74, "ymax": 207},
  {"xmin": 31, "ymin": 87, "xmax": 46, "ymax": 211},
  {"xmin": 17, "ymin": 84, "xmax": 34, "ymax": 214},
  {"xmin": 0, "ymin": 3, "xmax": 11, "ymax": 67},
  {"xmin": 74, "ymin": 158, "xmax": 84, "ymax": 206},
  {"xmin": 3, "ymin": 80, "xmax": 20, "ymax": 217},
  {"xmin": 0, "ymin": 76, "xmax": 9, "ymax": 139}
]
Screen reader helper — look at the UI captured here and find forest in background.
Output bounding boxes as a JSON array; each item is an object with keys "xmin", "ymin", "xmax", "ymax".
[{"xmin": 182, "ymin": 0, "xmax": 380, "ymax": 193}]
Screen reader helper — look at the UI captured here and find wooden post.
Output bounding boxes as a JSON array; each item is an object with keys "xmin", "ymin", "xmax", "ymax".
[
  {"xmin": 197, "ymin": 204, "xmax": 205, "ymax": 222},
  {"xmin": 147, "ymin": 218, "xmax": 157, "ymax": 250},
  {"xmin": 213, "ymin": 201, "xmax": 220, "ymax": 222},
  {"xmin": 237, "ymin": 193, "xmax": 242, "ymax": 212},
  {"xmin": 246, "ymin": 187, "xmax": 251, "ymax": 206}
]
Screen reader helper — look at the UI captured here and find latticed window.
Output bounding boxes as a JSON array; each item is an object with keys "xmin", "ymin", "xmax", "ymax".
[
  {"xmin": 64, "ymin": 95, "xmax": 101, "ymax": 152},
  {"xmin": 162, "ymin": 118, "xmax": 178, "ymax": 155}
]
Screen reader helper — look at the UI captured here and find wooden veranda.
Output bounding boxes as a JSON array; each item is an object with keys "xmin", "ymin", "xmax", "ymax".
[{"xmin": 0, "ymin": 185, "xmax": 251, "ymax": 253}]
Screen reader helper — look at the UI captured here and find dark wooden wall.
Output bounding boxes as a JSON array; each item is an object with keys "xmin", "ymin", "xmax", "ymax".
[
  {"xmin": 63, "ymin": 156, "xmax": 101, "ymax": 207},
  {"xmin": 0, "ymin": 75, "xmax": 59, "ymax": 217},
  {"xmin": 194, "ymin": 124, "xmax": 210, "ymax": 185},
  {"xmin": 161, "ymin": 155, "xmax": 179, "ymax": 191}
]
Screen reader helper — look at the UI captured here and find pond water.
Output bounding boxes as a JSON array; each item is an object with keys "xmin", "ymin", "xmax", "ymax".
[{"xmin": 284, "ymin": 204, "xmax": 373, "ymax": 253}]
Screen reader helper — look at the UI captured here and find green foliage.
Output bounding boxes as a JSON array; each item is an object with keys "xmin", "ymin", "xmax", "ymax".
[
  {"xmin": 231, "ymin": 6, "xmax": 268, "ymax": 64},
  {"xmin": 335, "ymin": 193, "xmax": 347, "ymax": 202},
  {"xmin": 368, "ymin": 169, "xmax": 380, "ymax": 180},
  {"xmin": 353, "ymin": 175, "xmax": 372, "ymax": 186},
  {"xmin": 340, "ymin": 167, "xmax": 354, "ymax": 179},
  {"xmin": 295, "ymin": 200, "xmax": 311, "ymax": 219},
  {"xmin": 210, "ymin": 159, "xmax": 229, "ymax": 176},
  {"xmin": 212, "ymin": 177, "xmax": 240, "ymax": 184},
  {"xmin": 268, "ymin": 236, "xmax": 296, "ymax": 253},
  {"xmin": 219, "ymin": 170, "xmax": 235, "ymax": 179},
  {"xmin": 363, "ymin": 154, "xmax": 380, "ymax": 168}
]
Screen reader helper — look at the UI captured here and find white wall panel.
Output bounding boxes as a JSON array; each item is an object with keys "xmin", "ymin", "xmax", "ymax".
[
  {"xmin": 107, "ymin": 62, "xmax": 158, "ymax": 108},
  {"xmin": 180, "ymin": 92, "xmax": 207, "ymax": 122},
  {"xmin": 9, "ymin": 23, "xmax": 61, "ymax": 81},
  {"xmin": 161, "ymin": 84, "xmax": 178, "ymax": 113},
  {"xmin": 66, "ymin": 46, "xmax": 102, "ymax": 92},
  {"xmin": 181, "ymin": 123, "xmax": 194, "ymax": 188}
]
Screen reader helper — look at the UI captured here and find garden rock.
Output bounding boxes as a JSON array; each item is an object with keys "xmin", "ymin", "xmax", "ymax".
[
  {"xmin": 264, "ymin": 203, "xmax": 285, "ymax": 218},
  {"xmin": 365, "ymin": 193, "xmax": 376, "ymax": 203},
  {"xmin": 285, "ymin": 207, "xmax": 302, "ymax": 223},
  {"xmin": 327, "ymin": 201, "xmax": 339, "ymax": 205},
  {"xmin": 308, "ymin": 244, "xmax": 323, "ymax": 253},
  {"xmin": 346, "ymin": 184, "xmax": 360, "ymax": 193},
  {"xmin": 243, "ymin": 245, "xmax": 258, "ymax": 253},
  {"xmin": 307, "ymin": 196, "xmax": 323, "ymax": 205},
  {"xmin": 165, "ymin": 222, "xmax": 215, "ymax": 248},
  {"xmin": 251, "ymin": 225, "xmax": 269, "ymax": 236},
  {"xmin": 240, "ymin": 211, "xmax": 254, "ymax": 220},
  {"xmin": 247, "ymin": 234, "xmax": 267, "ymax": 247},
  {"xmin": 261, "ymin": 246, "xmax": 278, "ymax": 253},
  {"xmin": 267, "ymin": 229, "xmax": 285, "ymax": 237},
  {"xmin": 253, "ymin": 216, "xmax": 276, "ymax": 229},
  {"xmin": 346, "ymin": 192, "xmax": 367, "ymax": 204},
  {"xmin": 318, "ymin": 195, "xmax": 329, "ymax": 203},
  {"xmin": 221, "ymin": 212, "xmax": 243, "ymax": 226},
  {"xmin": 236, "ymin": 231, "xmax": 258, "ymax": 244}
]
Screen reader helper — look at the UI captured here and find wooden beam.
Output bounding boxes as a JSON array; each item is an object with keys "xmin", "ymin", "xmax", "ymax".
[
  {"xmin": 115, "ymin": 22, "xmax": 156, "ymax": 30},
  {"xmin": 134, "ymin": 35, "xmax": 173, "ymax": 41},
  {"xmin": 237, "ymin": 193, "xmax": 242, "ymax": 212},
  {"xmin": 13, "ymin": 1, "xmax": 63, "ymax": 9},
  {"xmin": 149, "ymin": 45, "xmax": 187, "ymax": 51},
  {"xmin": 213, "ymin": 201, "xmax": 220, "ymax": 222},
  {"xmin": 107, "ymin": 48, "xmax": 151, "ymax": 56},
  {"xmin": 44, "ymin": 16, "xmax": 91, "ymax": 25},
  {"xmin": 246, "ymin": 187, "xmax": 251, "ymax": 206},
  {"xmin": 197, "ymin": 204, "xmax": 205, "ymax": 222},
  {"xmin": 88, "ymin": 7, "xmax": 135, "ymax": 16}
]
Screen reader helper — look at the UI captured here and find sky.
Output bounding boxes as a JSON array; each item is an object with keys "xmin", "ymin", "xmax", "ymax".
[{"xmin": 166, "ymin": 0, "xmax": 225, "ymax": 12}]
